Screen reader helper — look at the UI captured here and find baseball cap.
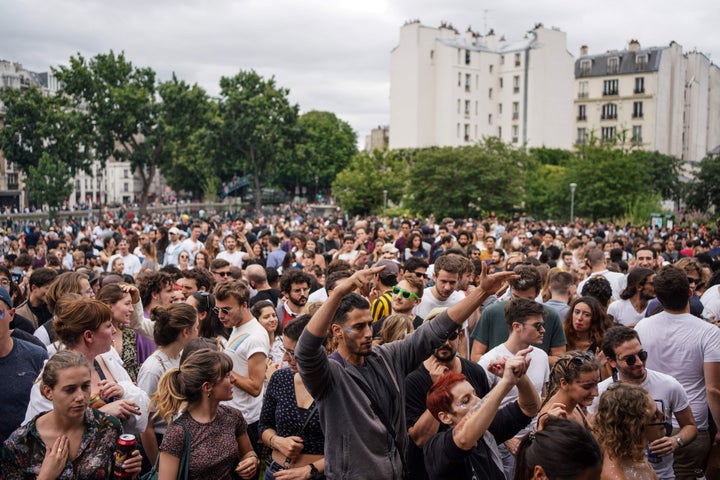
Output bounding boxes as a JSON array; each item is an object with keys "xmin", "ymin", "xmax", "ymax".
[
  {"xmin": 169, "ymin": 227, "xmax": 181, "ymax": 235},
  {"xmin": 0, "ymin": 286, "xmax": 12, "ymax": 308}
]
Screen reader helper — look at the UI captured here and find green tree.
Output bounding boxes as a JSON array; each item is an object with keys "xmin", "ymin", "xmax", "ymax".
[
  {"xmin": 629, "ymin": 150, "xmax": 683, "ymax": 201},
  {"xmin": 524, "ymin": 160, "xmax": 568, "ymax": 220},
  {"xmin": 290, "ymin": 110, "xmax": 357, "ymax": 198},
  {"xmin": 332, "ymin": 150, "xmax": 408, "ymax": 215},
  {"xmin": 406, "ymin": 138, "xmax": 526, "ymax": 218},
  {"xmin": 157, "ymin": 75, "xmax": 220, "ymax": 200},
  {"xmin": 686, "ymin": 151, "xmax": 720, "ymax": 210},
  {"xmin": 217, "ymin": 70, "xmax": 298, "ymax": 211},
  {"xmin": 0, "ymin": 87, "xmax": 91, "ymax": 175},
  {"xmin": 54, "ymin": 51, "xmax": 165, "ymax": 214},
  {"xmin": 25, "ymin": 152, "xmax": 74, "ymax": 210}
]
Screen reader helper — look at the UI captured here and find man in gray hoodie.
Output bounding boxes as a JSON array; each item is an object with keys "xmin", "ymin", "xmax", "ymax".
[{"xmin": 295, "ymin": 264, "xmax": 515, "ymax": 479}]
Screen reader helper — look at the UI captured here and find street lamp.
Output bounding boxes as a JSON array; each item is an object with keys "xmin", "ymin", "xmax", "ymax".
[
  {"xmin": 569, "ymin": 183, "xmax": 577, "ymax": 222},
  {"xmin": 383, "ymin": 190, "xmax": 388, "ymax": 217}
]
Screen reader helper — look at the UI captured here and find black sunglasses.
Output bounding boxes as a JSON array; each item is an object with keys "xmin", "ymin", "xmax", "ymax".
[
  {"xmin": 570, "ymin": 351, "xmax": 595, "ymax": 366},
  {"xmin": 619, "ymin": 350, "xmax": 648, "ymax": 366},
  {"xmin": 448, "ymin": 327, "xmax": 463, "ymax": 341}
]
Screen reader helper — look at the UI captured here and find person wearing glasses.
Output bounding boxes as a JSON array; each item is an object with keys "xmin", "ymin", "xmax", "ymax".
[
  {"xmin": 635, "ymin": 266, "xmax": 720, "ymax": 480},
  {"xmin": 260, "ymin": 315, "xmax": 325, "ymax": 479},
  {"xmin": 214, "ymin": 280, "xmax": 270, "ymax": 468},
  {"xmin": 211, "ymin": 258, "xmax": 235, "ymax": 285},
  {"xmin": 588, "ymin": 326, "xmax": 697, "ymax": 480},
  {"xmin": 373, "ymin": 273, "xmax": 424, "ymax": 338},
  {"xmin": 478, "ymin": 298, "xmax": 550, "ymax": 479},
  {"xmin": 593, "ymin": 383, "xmax": 669, "ymax": 480},
  {"xmin": 406, "ymin": 304, "xmax": 534, "ymax": 480},
  {"xmin": 536, "ymin": 350, "xmax": 600, "ymax": 431}
]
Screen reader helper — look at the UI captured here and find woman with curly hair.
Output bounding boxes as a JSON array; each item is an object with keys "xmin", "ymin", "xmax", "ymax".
[
  {"xmin": 593, "ymin": 382, "xmax": 664, "ymax": 480},
  {"xmin": 536, "ymin": 351, "xmax": 600, "ymax": 430}
]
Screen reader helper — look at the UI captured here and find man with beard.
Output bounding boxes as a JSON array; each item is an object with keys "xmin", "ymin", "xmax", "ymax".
[
  {"xmin": 106, "ymin": 238, "xmax": 142, "ymax": 277},
  {"xmin": 478, "ymin": 298, "xmax": 550, "ymax": 479},
  {"xmin": 277, "ymin": 269, "xmax": 312, "ymax": 328},
  {"xmin": 607, "ymin": 268, "xmax": 655, "ymax": 327},
  {"xmin": 414, "ymin": 254, "xmax": 466, "ymax": 319},
  {"xmin": 295, "ymin": 263, "xmax": 516, "ymax": 479},
  {"xmin": 590, "ymin": 326, "xmax": 697, "ymax": 480}
]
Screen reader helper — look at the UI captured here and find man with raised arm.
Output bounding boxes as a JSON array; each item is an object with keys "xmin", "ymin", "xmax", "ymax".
[{"xmin": 295, "ymin": 264, "xmax": 516, "ymax": 480}]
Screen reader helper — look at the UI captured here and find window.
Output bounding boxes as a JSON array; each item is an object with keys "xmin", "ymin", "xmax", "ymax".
[
  {"xmin": 457, "ymin": 49, "xmax": 461, "ymax": 64},
  {"xmin": 634, "ymin": 77, "xmax": 645, "ymax": 94},
  {"xmin": 632, "ymin": 125, "xmax": 643, "ymax": 143},
  {"xmin": 488, "ymin": 113, "xmax": 492, "ymax": 125},
  {"xmin": 489, "ymin": 65, "xmax": 494, "ymax": 73},
  {"xmin": 579, "ymin": 59, "xmax": 592, "ymax": 75},
  {"xmin": 457, "ymin": 123, "xmax": 460, "ymax": 138},
  {"xmin": 498, "ymin": 103, "xmax": 503, "ymax": 114},
  {"xmin": 465, "ymin": 50, "xmax": 471, "ymax": 65},
  {"xmin": 578, "ymin": 81, "xmax": 588, "ymax": 98},
  {"xmin": 603, "ymin": 79, "xmax": 619, "ymax": 96},
  {"xmin": 515, "ymin": 53, "xmax": 521, "ymax": 67},
  {"xmin": 430, "ymin": 50, "xmax": 434, "ymax": 60},
  {"xmin": 457, "ymin": 99, "xmax": 461, "ymax": 114},
  {"xmin": 123, "ymin": 169, "xmax": 129, "ymax": 178},
  {"xmin": 458, "ymin": 72, "xmax": 461, "ymax": 87},
  {"xmin": 513, "ymin": 75, "xmax": 520, "ymax": 93},
  {"xmin": 577, "ymin": 128, "xmax": 587, "ymax": 144},
  {"xmin": 123, "ymin": 182, "xmax": 129, "ymax": 192},
  {"xmin": 488, "ymin": 88, "xmax": 493, "ymax": 99},
  {"xmin": 7, "ymin": 173, "xmax": 18, "ymax": 190},
  {"xmin": 635, "ymin": 54, "xmax": 648, "ymax": 70},
  {"xmin": 498, "ymin": 126, "xmax": 502, "ymax": 137},
  {"xmin": 512, "ymin": 125, "xmax": 519, "ymax": 143},
  {"xmin": 499, "ymin": 77, "xmax": 504, "ymax": 89},
  {"xmin": 465, "ymin": 74, "xmax": 471, "ymax": 92},
  {"xmin": 601, "ymin": 103, "xmax": 617, "ymax": 120},
  {"xmin": 632, "ymin": 101, "xmax": 643, "ymax": 118},
  {"xmin": 601, "ymin": 126, "xmax": 616, "ymax": 141},
  {"xmin": 500, "ymin": 55, "xmax": 505, "ymax": 65},
  {"xmin": 475, "ymin": 101, "xmax": 478, "ymax": 115},
  {"xmin": 464, "ymin": 100, "xmax": 471, "ymax": 116},
  {"xmin": 607, "ymin": 57, "xmax": 620, "ymax": 74},
  {"xmin": 512, "ymin": 102, "xmax": 520, "ymax": 120},
  {"xmin": 577, "ymin": 104, "xmax": 586, "ymax": 121},
  {"xmin": 464, "ymin": 124, "xmax": 470, "ymax": 141}
]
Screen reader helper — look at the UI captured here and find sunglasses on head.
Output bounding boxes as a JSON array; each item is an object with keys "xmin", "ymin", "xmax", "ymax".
[
  {"xmin": 619, "ymin": 350, "xmax": 648, "ymax": 366},
  {"xmin": 392, "ymin": 286, "xmax": 419, "ymax": 300},
  {"xmin": 570, "ymin": 350, "xmax": 595, "ymax": 366}
]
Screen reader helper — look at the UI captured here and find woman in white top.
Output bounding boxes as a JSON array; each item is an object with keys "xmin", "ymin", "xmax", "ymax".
[
  {"xmin": 137, "ymin": 303, "xmax": 199, "ymax": 468},
  {"xmin": 24, "ymin": 295, "xmax": 149, "ymax": 435}
]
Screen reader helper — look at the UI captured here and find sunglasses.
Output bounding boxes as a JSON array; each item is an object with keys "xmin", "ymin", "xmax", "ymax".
[
  {"xmin": 619, "ymin": 350, "xmax": 648, "ymax": 366},
  {"xmin": 570, "ymin": 350, "xmax": 595, "ymax": 366},
  {"xmin": 687, "ymin": 277, "xmax": 699, "ymax": 285},
  {"xmin": 214, "ymin": 271, "xmax": 231, "ymax": 277},
  {"xmin": 448, "ymin": 327, "xmax": 463, "ymax": 341},
  {"xmin": 392, "ymin": 286, "xmax": 419, "ymax": 300},
  {"xmin": 523, "ymin": 321, "xmax": 545, "ymax": 332},
  {"xmin": 409, "ymin": 271, "xmax": 428, "ymax": 280},
  {"xmin": 212, "ymin": 306, "xmax": 233, "ymax": 315}
]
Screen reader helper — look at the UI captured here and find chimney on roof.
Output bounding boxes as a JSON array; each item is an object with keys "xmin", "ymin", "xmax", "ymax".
[
  {"xmin": 580, "ymin": 45, "xmax": 588, "ymax": 56},
  {"xmin": 628, "ymin": 39, "xmax": 641, "ymax": 52}
]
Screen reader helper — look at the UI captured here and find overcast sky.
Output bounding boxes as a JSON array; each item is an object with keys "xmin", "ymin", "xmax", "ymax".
[{"xmin": 2, "ymin": 0, "xmax": 718, "ymax": 146}]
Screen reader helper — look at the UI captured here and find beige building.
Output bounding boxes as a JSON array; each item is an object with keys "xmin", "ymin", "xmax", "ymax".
[
  {"xmin": 390, "ymin": 21, "xmax": 574, "ymax": 150},
  {"xmin": 573, "ymin": 41, "xmax": 720, "ymax": 164}
]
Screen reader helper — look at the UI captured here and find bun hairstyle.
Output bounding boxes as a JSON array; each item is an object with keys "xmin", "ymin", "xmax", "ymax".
[
  {"xmin": 151, "ymin": 349, "xmax": 233, "ymax": 424},
  {"xmin": 54, "ymin": 297, "xmax": 113, "ymax": 348},
  {"xmin": 542, "ymin": 350, "xmax": 600, "ymax": 407},
  {"xmin": 150, "ymin": 303, "xmax": 197, "ymax": 346}
]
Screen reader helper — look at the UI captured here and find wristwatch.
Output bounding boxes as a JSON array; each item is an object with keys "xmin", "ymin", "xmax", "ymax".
[
  {"xmin": 675, "ymin": 436, "xmax": 684, "ymax": 448},
  {"xmin": 308, "ymin": 463, "xmax": 320, "ymax": 478}
]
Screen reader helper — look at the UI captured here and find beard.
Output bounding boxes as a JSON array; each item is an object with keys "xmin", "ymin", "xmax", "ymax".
[{"xmin": 433, "ymin": 345, "xmax": 456, "ymax": 362}]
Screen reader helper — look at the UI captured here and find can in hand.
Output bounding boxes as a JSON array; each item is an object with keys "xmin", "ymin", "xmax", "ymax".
[{"xmin": 113, "ymin": 434, "xmax": 136, "ymax": 478}]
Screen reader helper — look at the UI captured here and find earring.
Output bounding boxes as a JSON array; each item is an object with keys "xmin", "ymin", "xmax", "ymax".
[{"xmin": 207, "ymin": 392, "xmax": 211, "ymax": 398}]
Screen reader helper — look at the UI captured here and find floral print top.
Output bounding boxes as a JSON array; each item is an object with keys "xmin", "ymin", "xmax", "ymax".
[
  {"xmin": 120, "ymin": 327, "xmax": 139, "ymax": 382},
  {"xmin": 1, "ymin": 409, "xmax": 123, "ymax": 480}
]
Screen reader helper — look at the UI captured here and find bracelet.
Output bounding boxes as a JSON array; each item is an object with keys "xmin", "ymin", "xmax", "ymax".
[{"xmin": 268, "ymin": 434, "xmax": 277, "ymax": 449}]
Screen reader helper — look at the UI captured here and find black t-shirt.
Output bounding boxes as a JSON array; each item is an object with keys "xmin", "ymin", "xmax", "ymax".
[
  {"xmin": 249, "ymin": 288, "xmax": 282, "ymax": 308},
  {"xmin": 424, "ymin": 402, "xmax": 530, "ymax": 480},
  {"xmin": 28, "ymin": 302, "xmax": 53, "ymax": 328},
  {"xmin": 405, "ymin": 358, "xmax": 491, "ymax": 480}
]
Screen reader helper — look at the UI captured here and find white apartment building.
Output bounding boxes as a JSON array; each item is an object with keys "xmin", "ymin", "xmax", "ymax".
[
  {"xmin": 390, "ymin": 21, "xmax": 574, "ymax": 150},
  {"xmin": 0, "ymin": 59, "xmax": 169, "ymax": 211},
  {"xmin": 573, "ymin": 41, "xmax": 720, "ymax": 164}
]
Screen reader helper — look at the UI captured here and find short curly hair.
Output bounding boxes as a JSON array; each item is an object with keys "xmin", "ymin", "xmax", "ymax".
[{"xmin": 593, "ymin": 382, "xmax": 652, "ymax": 462}]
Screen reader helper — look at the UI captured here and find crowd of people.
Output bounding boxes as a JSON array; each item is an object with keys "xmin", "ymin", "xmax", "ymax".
[{"xmin": 0, "ymin": 209, "xmax": 719, "ymax": 479}]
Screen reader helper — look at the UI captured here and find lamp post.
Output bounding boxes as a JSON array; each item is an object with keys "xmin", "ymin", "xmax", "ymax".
[
  {"xmin": 569, "ymin": 183, "xmax": 577, "ymax": 222},
  {"xmin": 383, "ymin": 190, "xmax": 388, "ymax": 217}
]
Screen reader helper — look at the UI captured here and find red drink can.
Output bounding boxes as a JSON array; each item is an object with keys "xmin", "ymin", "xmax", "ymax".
[{"xmin": 113, "ymin": 434, "xmax": 136, "ymax": 478}]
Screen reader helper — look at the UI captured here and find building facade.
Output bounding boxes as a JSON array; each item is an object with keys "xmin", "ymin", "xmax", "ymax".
[
  {"xmin": 573, "ymin": 41, "xmax": 720, "ymax": 164},
  {"xmin": 390, "ymin": 22, "xmax": 574, "ymax": 150}
]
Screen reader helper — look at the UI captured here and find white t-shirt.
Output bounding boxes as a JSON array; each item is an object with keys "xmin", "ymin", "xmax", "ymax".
[
  {"xmin": 137, "ymin": 350, "xmax": 180, "ymax": 435},
  {"xmin": 222, "ymin": 319, "xmax": 270, "ymax": 423},
  {"xmin": 106, "ymin": 253, "xmax": 142, "ymax": 277},
  {"xmin": 700, "ymin": 284, "xmax": 720, "ymax": 307},
  {"xmin": 607, "ymin": 298, "xmax": 647, "ymax": 327},
  {"xmin": 413, "ymin": 288, "xmax": 465, "ymax": 319},
  {"xmin": 589, "ymin": 369, "xmax": 690, "ymax": 480},
  {"xmin": 308, "ymin": 288, "xmax": 328, "ymax": 304},
  {"xmin": 577, "ymin": 269, "xmax": 627, "ymax": 301},
  {"xmin": 635, "ymin": 311, "xmax": 720, "ymax": 430},
  {"xmin": 217, "ymin": 250, "xmax": 247, "ymax": 268}
]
